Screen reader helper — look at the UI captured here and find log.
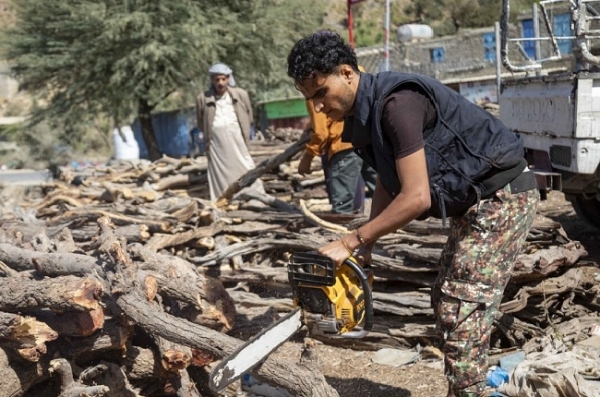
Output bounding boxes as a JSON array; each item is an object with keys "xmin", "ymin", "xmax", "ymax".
[
  {"xmin": 217, "ymin": 130, "xmax": 311, "ymax": 203},
  {"xmin": 0, "ymin": 346, "xmax": 52, "ymax": 397},
  {"xmin": 33, "ymin": 306, "xmax": 105, "ymax": 337},
  {"xmin": 116, "ymin": 289, "xmax": 339, "ymax": 397},
  {"xmin": 131, "ymin": 244, "xmax": 236, "ymax": 332},
  {"xmin": 78, "ymin": 361, "xmax": 141, "ymax": 397},
  {"xmin": 123, "ymin": 346, "xmax": 160, "ymax": 380},
  {"xmin": 46, "ymin": 209, "xmax": 175, "ymax": 233},
  {"xmin": 152, "ymin": 173, "xmax": 206, "ymax": 191},
  {"xmin": 49, "ymin": 358, "xmax": 110, "ymax": 397},
  {"xmin": 144, "ymin": 220, "xmax": 225, "ymax": 252},
  {"xmin": 59, "ymin": 318, "xmax": 132, "ymax": 362},
  {"xmin": 70, "ymin": 224, "xmax": 151, "ymax": 244},
  {"xmin": 0, "ymin": 243, "xmax": 99, "ymax": 275},
  {"xmin": 190, "ymin": 235, "xmax": 328, "ymax": 266},
  {"xmin": 299, "ymin": 199, "xmax": 350, "ymax": 233},
  {"xmin": 0, "ymin": 312, "xmax": 58, "ymax": 362},
  {"xmin": 0, "ymin": 276, "xmax": 103, "ymax": 313},
  {"xmin": 166, "ymin": 369, "xmax": 202, "ymax": 397},
  {"xmin": 237, "ymin": 189, "xmax": 300, "ymax": 213}
]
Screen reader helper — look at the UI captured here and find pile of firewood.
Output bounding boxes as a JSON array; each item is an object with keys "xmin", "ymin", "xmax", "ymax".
[{"xmin": 0, "ymin": 128, "xmax": 596, "ymax": 397}]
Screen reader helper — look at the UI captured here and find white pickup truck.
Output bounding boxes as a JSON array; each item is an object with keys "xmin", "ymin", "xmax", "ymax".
[{"xmin": 499, "ymin": 0, "xmax": 600, "ymax": 228}]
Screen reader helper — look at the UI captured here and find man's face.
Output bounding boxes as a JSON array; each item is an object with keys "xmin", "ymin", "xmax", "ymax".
[
  {"xmin": 296, "ymin": 65, "xmax": 358, "ymax": 121},
  {"xmin": 211, "ymin": 74, "xmax": 230, "ymax": 95}
]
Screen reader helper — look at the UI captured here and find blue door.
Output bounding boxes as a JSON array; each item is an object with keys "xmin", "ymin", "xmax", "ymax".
[
  {"xmin": 554, "ymin": 13, "xmax": 573, "ymax": 55},
  {"xmin": 522, "ymin": 19, "xmax": 536, "ymax": 59}
]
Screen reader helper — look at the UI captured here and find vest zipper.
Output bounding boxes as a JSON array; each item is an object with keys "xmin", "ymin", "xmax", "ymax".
[{"xmin": 433, "ymin": 184, "xmax": 447, "ymax": 226}]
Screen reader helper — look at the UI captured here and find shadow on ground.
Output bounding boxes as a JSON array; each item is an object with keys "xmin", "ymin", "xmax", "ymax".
[{"xmin": 326, "ymin": 376, "xmax": 412, "ymax": 397}]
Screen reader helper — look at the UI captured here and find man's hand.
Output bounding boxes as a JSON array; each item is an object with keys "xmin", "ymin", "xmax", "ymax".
[
  {"xmin": 318, "ymin": 239, "xmax": 352, "ymax": 269},
  {"xmin": 354, "ymin": 245, "xmax": 373, "ymax": 267},
  {"xmin": 298, "ymin": 152, "xmax": 314, "ymax": 176},
  {"xmin": 318, "ymin": 234, "xmax": 373, "ymax": 269}
]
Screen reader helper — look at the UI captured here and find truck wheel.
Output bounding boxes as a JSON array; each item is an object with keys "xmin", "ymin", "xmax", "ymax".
[{"xmin": 570, "ymin": 194, "xmax": 600, "ymax": 229}]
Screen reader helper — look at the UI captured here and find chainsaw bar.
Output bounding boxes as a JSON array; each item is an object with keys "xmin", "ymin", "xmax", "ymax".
[{"xmin": 208, "ymin": 307, "xmax": 303, "ymax": 392}]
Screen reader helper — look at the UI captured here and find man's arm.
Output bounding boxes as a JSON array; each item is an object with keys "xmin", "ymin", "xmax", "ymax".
[
  {"xmin": 318, "ymin": 149, "xmax": 431, "ymax": 266},
  {"xmin": 243, "ymin": 89, "xmax": 254, "ymax": 125},
  {"xmin": 318, "ymin": 87, "xmax": 433, "ymax": 267}
]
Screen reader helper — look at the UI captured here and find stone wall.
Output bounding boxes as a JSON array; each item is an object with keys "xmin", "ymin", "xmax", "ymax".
[{"xmin": 356, "ymin": 23, "xmax": 576, "ymax": 84}]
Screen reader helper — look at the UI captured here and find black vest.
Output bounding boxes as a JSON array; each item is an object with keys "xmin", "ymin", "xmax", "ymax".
[{"xmin": 344, "ymin": 72, "xmax": 524, "ymax": 220}]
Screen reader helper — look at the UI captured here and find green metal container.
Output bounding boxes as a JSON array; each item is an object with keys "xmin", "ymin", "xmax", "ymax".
[{"xmin": 262, "ymin": 97, "xmax": 308, "ymax": 120}]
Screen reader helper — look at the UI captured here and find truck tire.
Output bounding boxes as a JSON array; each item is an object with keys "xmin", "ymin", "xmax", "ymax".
[{"xmin": 569, "ymin": 194, "xmax": 600, "ymax": 229}]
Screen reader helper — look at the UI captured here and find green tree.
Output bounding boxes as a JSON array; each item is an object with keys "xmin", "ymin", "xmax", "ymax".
[
  {"xmin": 403, "ymin": 0, "xmax": 445, "ymax": 26},
  {"xmin": 1, "ymin": 0, "xmax": 323, "ymax": 160},
  {"xmin": 445, "ymin": 0, "xmax": 480, "ymax": 31}
]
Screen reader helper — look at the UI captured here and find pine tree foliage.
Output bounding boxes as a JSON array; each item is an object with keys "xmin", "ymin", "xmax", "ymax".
[{"xmin": 1, "ymin": 0, "xmax": 324, "ymax": 159}]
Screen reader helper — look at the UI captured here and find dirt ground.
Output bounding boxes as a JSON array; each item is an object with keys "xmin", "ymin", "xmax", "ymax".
[{"xmin": 269, "ymin": 191, "xmax": 600, "ymax": 397}]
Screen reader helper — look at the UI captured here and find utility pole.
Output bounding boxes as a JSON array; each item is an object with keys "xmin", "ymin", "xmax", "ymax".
[
  {"xmin": 348, "ymin": 0, "xmax": 355, "ymax": 48},
  {"xmin": 384, "ymin": 0, "xmax": 390, "ymax": 71},
  {"xmin": 347, "ymin": 0, "xmax": 367, "ymax": 48}
]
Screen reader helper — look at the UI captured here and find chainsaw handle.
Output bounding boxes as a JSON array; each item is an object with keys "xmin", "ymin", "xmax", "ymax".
[{"xmin": 343, "ymin": 258, "xmax": 374, "ymax": 332}]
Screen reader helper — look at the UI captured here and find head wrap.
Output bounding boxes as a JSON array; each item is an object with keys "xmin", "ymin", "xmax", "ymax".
[{"xmin": 208, "ymin": 63, "xmax": 236, "ymax": 87}]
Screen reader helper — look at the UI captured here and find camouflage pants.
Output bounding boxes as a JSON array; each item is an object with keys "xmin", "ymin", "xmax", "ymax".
[{"xmin": 432, "ymin": 185, "xmax": 539, "ymax": 397}]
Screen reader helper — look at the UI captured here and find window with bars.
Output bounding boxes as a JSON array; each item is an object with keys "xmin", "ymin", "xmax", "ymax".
[{"xmin": 483, "ymin": 32, "xmax": 496, "ymax": 61}]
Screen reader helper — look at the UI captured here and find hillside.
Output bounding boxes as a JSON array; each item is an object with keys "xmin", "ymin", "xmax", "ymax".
[
  {"xmin": 0, "ymin": 0, "xmax": 12, "ymax": 25},
  {"xmin": 323, "ymin": 0, "xmax": 413, "ymax": 47}
]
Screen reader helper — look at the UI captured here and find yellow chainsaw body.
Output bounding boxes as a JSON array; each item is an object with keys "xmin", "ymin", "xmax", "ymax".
[{"xmin": 288, "ymin": 253, "xmax": 374, "ymax": 336}]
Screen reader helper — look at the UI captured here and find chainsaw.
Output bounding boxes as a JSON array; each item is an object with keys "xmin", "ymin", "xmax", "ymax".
[{"xmin": 208, "ymin": 251, "xmax": 374, "ymax": 392}]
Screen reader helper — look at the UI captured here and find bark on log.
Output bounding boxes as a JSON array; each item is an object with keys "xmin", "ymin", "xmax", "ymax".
[
  {"xmin": 166, "ymin": 369, "xmax": 202, "ymax": 397},
  {"xmin": 70, "ymin": 224, "xmax": 151, "ymax": 244},
  {"xmin": 0, "ymin": 346, "xmax": 52, "ymax": 397},
  {"xmin": 49, "ymin": 358, "xmax": 110, "ymax": 397},
  {"xmin": 78, "ymin": 361, "xmax": 141, "ymax": 397},
  {"xmin": 123, "ymin": 346, "xmax": 160, "ymax": 380},
  {"xmin": 0, "ymin": 243, "xmax": 99, "ymax": 275},
  {"xmin": 152, "ymin": 174, "xmax": 206, "ymax": 191},
  {"xmin": 0, "ymin": 276, "xmax": 103, "ymax": 313},
  {"xmin": 238, "ymin": 190, "xmax": 300, "ymax": 213},
  {"xmin": 131, "ymin": 244, "xmax": 236, "ymax": 331},
  {"xmin": 190, "ymin": 236, "xmax": 327, "ymax": 266},
  {"xmin": 59, "ymin": 318, "xmax": 131, "ymax": 362},
  {"xmin": 144, "ymin": 220, "xmax": 225, "ymax": 252},
  {"xmin": 46, "ymin": 209, "xmax": 175, "ymax": 233},
  {"xmin": 33, "ymin": 306, "xmax": 105, "ymax": 337}
]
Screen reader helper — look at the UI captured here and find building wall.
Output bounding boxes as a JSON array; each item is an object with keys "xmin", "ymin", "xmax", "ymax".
[
  {"xmin": 357, "ymin": 27, "xmax": 500, "ymax": 80},
  {"xmin": 356, "ymin": 21, "xmax": 577, "ymax": 104}
]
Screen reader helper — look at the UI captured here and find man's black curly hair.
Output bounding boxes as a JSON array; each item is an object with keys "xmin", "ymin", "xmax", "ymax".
[{"xmin": 287, "ymin": 30, "xmax": 359, "ymax": 82}]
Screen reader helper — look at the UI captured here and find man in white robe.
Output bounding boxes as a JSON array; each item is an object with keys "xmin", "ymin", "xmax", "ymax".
[{"xmin": 196, "ymin": 63, "xmax": 264, "ymax": 201}]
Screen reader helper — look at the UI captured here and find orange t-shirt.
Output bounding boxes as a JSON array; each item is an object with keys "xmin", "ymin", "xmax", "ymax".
[{"xmin": 305, "ymin": 99, "xmax": 353, "ymax": 160}]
